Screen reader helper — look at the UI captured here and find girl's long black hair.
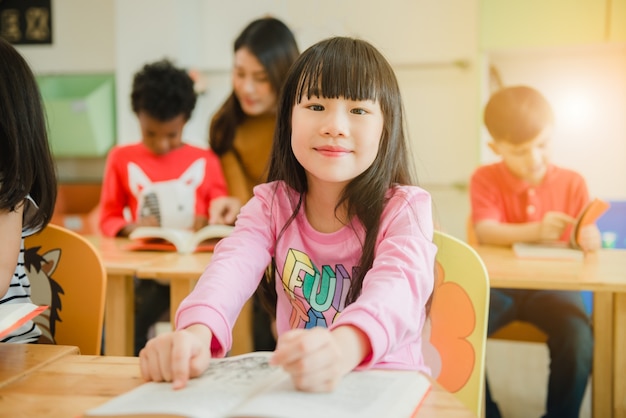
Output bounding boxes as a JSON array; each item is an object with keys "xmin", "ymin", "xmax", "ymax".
[{"xmin": 0, "ymin": 37, "xmax": 57, "ymax": 229}]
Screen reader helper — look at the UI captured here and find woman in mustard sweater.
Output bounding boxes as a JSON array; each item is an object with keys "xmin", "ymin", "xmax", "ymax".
[{"xmin": 209, "ymin": 17, "xmax": 299, "ymax": 351}]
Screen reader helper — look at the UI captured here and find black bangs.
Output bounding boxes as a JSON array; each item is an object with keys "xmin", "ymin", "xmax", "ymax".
[{"xmin": 294, "ymin": 37, "xmax": 382, "ymax": 103}]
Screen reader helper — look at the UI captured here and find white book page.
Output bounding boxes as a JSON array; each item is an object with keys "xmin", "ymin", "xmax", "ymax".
[
  {"xmin": 232, "ymin": 369, "xmax": 431, "ymax": 418},
  {"xmin": 0, "ymin": 303, "xmax": 41, "ymax": 336},
  {"xmin": 86, "ymin": 353, "xmax": 278, "ymax": 418},
  {"xmin": 191, "ymin": 224, "xmax": 234, "ymax": 248},
  {"xmin": 512, "ymin": 242, "xmax": 583, "ymax": 261}
]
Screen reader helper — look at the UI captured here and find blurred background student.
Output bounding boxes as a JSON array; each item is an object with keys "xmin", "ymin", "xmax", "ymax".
[
  {"xmin": 99, "ymin": 59, "xmax": 237, "ymax": 354},
  {"xmin": 208, "ymin": 16, "xmax": 299, "ymax": 351}
]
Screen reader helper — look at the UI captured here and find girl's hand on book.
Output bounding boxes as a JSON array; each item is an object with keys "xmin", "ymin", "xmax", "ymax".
[
  {"xmin": 578, "ymin": 224, "xmax": 601, "ymax": 252},
  {"xmin": 270, "ymin": 327, "xmax": 344, "ymax": 392},
  {"xmin": 139, "ymin": 324, "xmax": 213, "ymax": 390},
  {"xmin": 270, "ymin": 325, "xmax": 370, "ymax": 393}
]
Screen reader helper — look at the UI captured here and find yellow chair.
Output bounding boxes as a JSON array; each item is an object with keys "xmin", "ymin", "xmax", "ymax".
[
  {"xmin": 466, "ymin": 217, "xmax": 548, "ymax": 343},
  {"xmin": 422, "ymin": 230, "xmax": 490, "ymax": 417},
  {"xmin": 25, "ymin": 223, "xmax": 107, "ymax": 355}
]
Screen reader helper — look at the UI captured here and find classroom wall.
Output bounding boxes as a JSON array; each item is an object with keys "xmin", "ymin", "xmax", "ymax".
[
  {"xmin": 113, "ymin": 0, "xmax": 481, "ymax": 188},
  {"xmin": 13, "ymin": 0, "xmax": 626, "ymax": 239},
  {"xmin": 13, "ymin": 0, "xmax": 115, "ymax": 73},
  {"xmin": 484, "ymin": 44, "xmax": 626, "ymax": 200}
]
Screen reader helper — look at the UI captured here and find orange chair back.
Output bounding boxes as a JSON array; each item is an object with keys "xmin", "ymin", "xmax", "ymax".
[{"xmin": 25, "ymin": 223, "xmax": 106, "ymax": 354}]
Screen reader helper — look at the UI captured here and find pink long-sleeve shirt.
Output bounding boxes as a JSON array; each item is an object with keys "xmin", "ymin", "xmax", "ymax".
[{"xmin": 176, "ymin": 181, "xmax": 436, "ymax": 373}]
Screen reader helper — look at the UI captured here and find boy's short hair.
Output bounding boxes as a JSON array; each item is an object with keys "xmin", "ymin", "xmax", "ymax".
[
  {"xmin": 131, "ymin": 59, "xmax": 197, "ymax": 121},
  {"xmin": 484, "ymin": 85, "xmax": 554, "ymax": 144}
]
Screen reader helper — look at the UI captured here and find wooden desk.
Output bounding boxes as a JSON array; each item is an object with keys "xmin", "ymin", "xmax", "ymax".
[
  {"xmin": 0, "ymin": 354, "xmax": 475, "ymax": 418},
  {"xmin": 475, "ymin": 246, "xmax": 626, "ymax": 418},
  {"xmin": 135, "ymin": 251, "xmax": 211, "ymax": 327},
  {"xmin": 135, "ymin": 251, "xmax": 255, "ymax": 356},
  {"xmin": 86, "ymin": 235, "xmax": 163, "ymax": 356},
  {"xmin": 0, "ymin": 344, "xmax": 79, "ymax": 388},
  {"xmin": 88, "ymin": 237, "xmax": 253, "ymax": 357}
]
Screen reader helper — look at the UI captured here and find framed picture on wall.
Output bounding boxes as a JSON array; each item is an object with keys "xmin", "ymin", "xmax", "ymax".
[{"xmin": 0, "ymin": 0, "xmax": 52, "ymax": 45}]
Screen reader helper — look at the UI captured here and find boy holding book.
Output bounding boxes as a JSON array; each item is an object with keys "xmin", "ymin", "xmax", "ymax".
[
  {"xmin": 99, "ymin": 59, "xmax": 239, "ymax": 354},
  {"xmin": 469, "ymin": 85, "xmax": 599, "ymax": 418}
]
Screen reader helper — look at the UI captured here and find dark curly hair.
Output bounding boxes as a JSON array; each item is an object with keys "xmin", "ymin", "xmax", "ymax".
[{"xmin": 131, "ymin": 59, "xmax": 197, "ymax": 121}]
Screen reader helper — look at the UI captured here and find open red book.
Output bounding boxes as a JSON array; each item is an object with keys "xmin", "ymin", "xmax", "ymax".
[
  {"xmin": 0, "ymin": 303, "xmax": 48, "ymax": 340},
  {"xmin": 126, "ymin": 224, "xmax": 234, "ymax": 254}
]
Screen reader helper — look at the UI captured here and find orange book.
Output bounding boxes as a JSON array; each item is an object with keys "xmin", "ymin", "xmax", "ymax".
[
  {"xmin": 0, "ymin": 303, "xmax": 48, "ymax": 339},
  {"xmin": 570, "ymin": 198, "xmax": 611, "ymax": 249}
]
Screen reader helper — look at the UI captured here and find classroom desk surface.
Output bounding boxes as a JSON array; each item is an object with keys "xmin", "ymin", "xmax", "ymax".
[
  {"xmin": 86, "ymin": 235, "xmax": 164, "ymax": 276},
  {"xmin": 86, "ymin": 236, "xmax": 252, "ymax": 357},
  {"xmin": 0, "ymin": 354, "xmax": 475, "ymax": 418},
  {"xmin": 475, "ymin": 245, "xmax": 626, "ymax": 291},
  {"xmin": 86, "ymin": 235, "xmax": 163, "ymax": 356},
  {"xmin": 0, "ymin": 343, "xmax": 79, "ymax": 388},
  {"xmin": 474, "ymin": 245, "xmax": 626, "ymax": 418}
]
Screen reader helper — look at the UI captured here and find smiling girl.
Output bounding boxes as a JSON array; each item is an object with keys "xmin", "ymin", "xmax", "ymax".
[{"xmin": 140, "ymin": 37, "xmax": 436, "ymax": 393}]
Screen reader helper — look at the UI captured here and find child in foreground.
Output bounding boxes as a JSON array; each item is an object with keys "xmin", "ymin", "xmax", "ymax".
[
  {"xmin": 139, "ymin": 37, "xmax": 437, "ymax": 392},
  {"xmin": 0, "ymin": 37, "xmax": 57, "ymax": 343},
  {"xmin": 470, "ymin": 85, "xmax": 597, "ymax": 417}
]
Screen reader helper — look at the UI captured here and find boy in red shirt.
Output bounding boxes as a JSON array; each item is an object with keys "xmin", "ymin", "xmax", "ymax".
[
  {"xmin": 470, "ymin": 86, "xmax": 600, "ymax": 418},
  {"xmin": 99, "ymin": 60, "xmax": 239, "ymax": 354}
]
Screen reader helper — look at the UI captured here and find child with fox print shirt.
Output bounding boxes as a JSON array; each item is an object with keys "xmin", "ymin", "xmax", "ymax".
[{"xmin": 99, "ymin": 59, "xmax": 239, "ymax": 354}]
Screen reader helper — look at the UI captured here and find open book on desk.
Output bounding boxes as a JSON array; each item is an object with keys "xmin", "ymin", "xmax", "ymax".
[
  {"xmin": 513, "ymin": 198, "xmax": 611, "ymax": 260},
  {"xmin": 84, "ymin": 352, "xmax": 431, "ymax": 418},
  {"xmin": 127, "ymin": 224, "xmax": 234, "ymax": 254},
  {"xmin": 0, "ymin": 302, "xmax": 47, "ymax": 340}
]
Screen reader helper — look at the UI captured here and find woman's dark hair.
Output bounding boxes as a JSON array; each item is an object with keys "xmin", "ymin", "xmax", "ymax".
[
  {"xmin": 209, "ymin": 17, "xmax": 299, "ymax": 155},
  {"xmin": 131, "ymin": 59, "xmax": 197, "ymax": 121},
  {"xmin": 259, "ymin": 37, "xmax": 416, "ymax": 314},
  {"xmin": 0, "ymin": 37, "xmax": 57, "ymax": 229}
]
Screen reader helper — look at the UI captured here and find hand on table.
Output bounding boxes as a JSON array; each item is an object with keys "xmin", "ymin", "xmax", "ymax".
[{"xmin": 139, "ymin": 324, "xmax": 213, "ymax": 390}]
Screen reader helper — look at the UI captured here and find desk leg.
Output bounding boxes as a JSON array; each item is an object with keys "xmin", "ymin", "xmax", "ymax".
[
  {"xmin": 231, "ymin": 299, "xmax": 253, "ymax": 356},
  {"xmin": 104, "ymin": 274, "xmax": 135, "ymax": 356},
  {"xmin": 593, "ymin": 291, "xmax": 613, "ymax": 418},
  {"xmin": 614, "ymin": 293, "xmax": 626, "ymax": 418},
  {"xmin": 168, "ymin": 280, "xmax": 254, "ymax": 356},
  {"xmin": 169, "ymin": 279, "xmax": 198, "ymax": 330}
]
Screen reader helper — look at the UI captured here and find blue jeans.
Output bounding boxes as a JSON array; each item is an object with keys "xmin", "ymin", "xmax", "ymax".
[{"xmin": 485, "ymin": 289, "xmax": 593, "ymax": 418}]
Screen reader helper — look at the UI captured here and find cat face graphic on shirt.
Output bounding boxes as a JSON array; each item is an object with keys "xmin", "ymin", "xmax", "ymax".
[{"xmin": 127, "ymin": 158, "xmax": 206, "ymax": 229}]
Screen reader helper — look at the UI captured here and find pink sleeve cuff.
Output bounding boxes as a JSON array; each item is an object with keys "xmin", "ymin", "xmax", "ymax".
[{"xmin": 175, "ymin": 305, "xmax": 231, "ymax": 358}]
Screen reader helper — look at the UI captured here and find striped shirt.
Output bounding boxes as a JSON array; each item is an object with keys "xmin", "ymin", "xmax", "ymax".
[{"xmin": 1, "ymin": 195, "xmax": 43, "ymax": 343}]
